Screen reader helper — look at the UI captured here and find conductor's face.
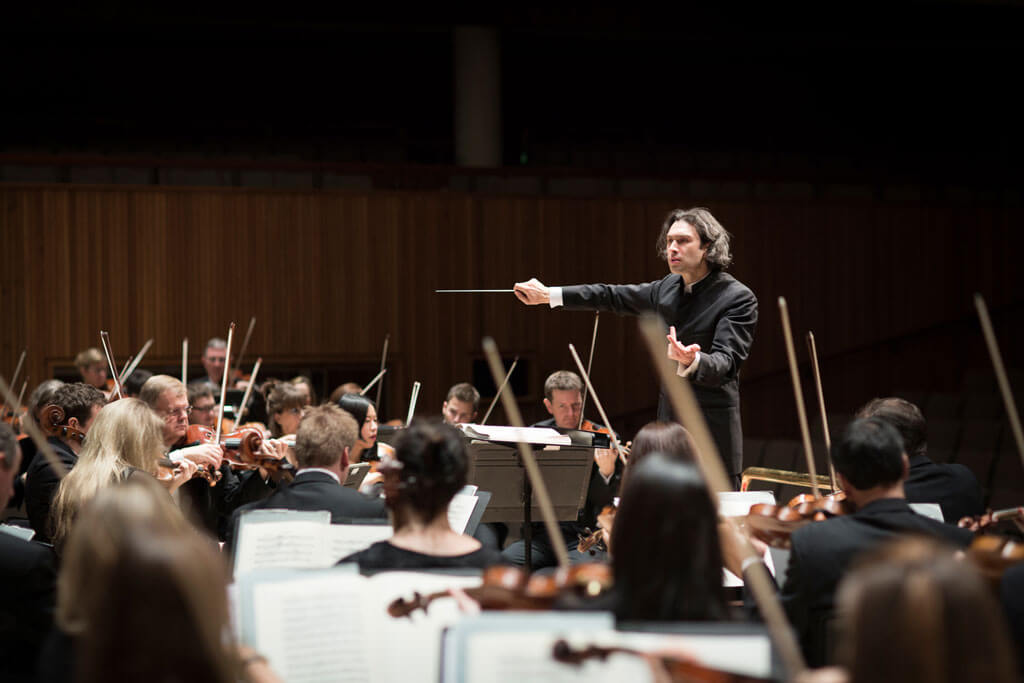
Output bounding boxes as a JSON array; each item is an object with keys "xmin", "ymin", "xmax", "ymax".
[
  {"xmin": 544, "ymin": 389, "xmax": 583, "ymax": 430},
  {"xmin": 665, "ymin": 220, "xmax": 708, "ymax": 278}
]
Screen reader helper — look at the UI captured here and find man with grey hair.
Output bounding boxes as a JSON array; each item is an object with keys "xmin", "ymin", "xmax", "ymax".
[{"xmin": 514, "ymin": 207, "xmax": 757, "ymax": 487}]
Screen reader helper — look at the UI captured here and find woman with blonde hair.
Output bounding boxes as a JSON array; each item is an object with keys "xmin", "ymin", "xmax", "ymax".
[
  {"xmin": 47, "ymin": 476, "xmax": 278, "ymax": 683},
  {"xmin": 49, "ymin": 398, "xmax": 195, "ymax": 549},
  {"xmin": 262, "ymin": 379, "xmax": 307, "ymax": 438}
]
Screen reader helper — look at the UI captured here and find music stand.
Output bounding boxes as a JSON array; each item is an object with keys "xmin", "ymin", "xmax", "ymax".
[{"xmin": 465, "ymin": 441, "xmax": 594, "ymax": 571}]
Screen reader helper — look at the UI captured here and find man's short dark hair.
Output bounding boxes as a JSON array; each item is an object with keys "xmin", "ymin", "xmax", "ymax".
[
  {"xmin": 124, "ymin": 369, "xmax": 153, "ymax": 398},
  {"xmin": 187, "ymin": 383, "xmax": 215, "ymax": 406},
  {"xmin": 446, "ymin": 383, "xmax": 480, "ymax": 409},
  {"xmin": 832, "ymin": 418, "xmax": 906, "ymax": 490},
  {"xmin": 51, "ymin": 383, "xmax": 106, "ymax": 425},
  {"xmin": 0, "ymin": 423, "xmax": 18, "ymax": 470},
  {"xmin": 855, "ymin": 397, "xmax": 927, "ymax": 459},
  {"xmin": 543, "ymin": 371, "xmax": 583, "ymax": 401},
  {"xmin": 656, "ymin": 207, "xmax": 733, "ymax": 269}
]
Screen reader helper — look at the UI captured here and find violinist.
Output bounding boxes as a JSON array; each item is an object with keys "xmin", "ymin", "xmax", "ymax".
[
  {"xmin": 122, "ymin": 368, "xmax": 152, "ymax": 398},
  {"xmin": 340, "ymin": 419, "xmax": 505, "ymax": 571},
  {"xmin": 24, "ymin": 383, "xmax": 106, "ymax": 544},
  {"xmin": 225, "ymin": 404, "xmax": 386, "ymax": 555},
  {"xmin": 8, "ymin": 379, "xmax": 64, "ymax": 511},
  {"xmin": 263, "ymin": 379, "xmax": 306, "ymax": 438},
  {"xmin": 855, "ymin": 397, "xmax": 983, "ymax": 524},
  {"xmin": 732, "ymin": 418, "xmax": 975, "ymax": 667},
  {"xmin": 337, "ymin": 393, "xmax": 380, "ymax": 463},
  {"xmin": 49, "ymin": 398, "xmax": 197, "ymax": 550},
  {"xmin": 187, "ymin": 383, "xmax": 218, "ymax": 430},
  {"xmin": 502, "ymin": 370, "xmax": 622, "ymax": 569},
  {"xmin": 192, "ymin": 337, "xmax": 229, "ymax": 390},
  {"xmin": 73, "ymin": 348, "xmax": 107, "ymax": 392},
  {"xmin": 289, "ymin": 375, "xmax": 316, "ymax": 406},
  {"xmin": 328, "ymin": 382, "xmax": 363, "ymax": 404},
  {"xmin": 514, "ymin": 208, "xmax": 758, "ymax": 488},
  {"xmin": 140, "ymin": 375, "xmax": 235, "ymax": 536},
  {"xmin": 0, "ymin": 423, "xmax": 57, "ymax": 683},
  {"xmin": 442, "ymin": 382, "xmax": 480, "ymax": 425}
]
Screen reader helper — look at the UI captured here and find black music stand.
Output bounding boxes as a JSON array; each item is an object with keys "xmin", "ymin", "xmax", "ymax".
[{"xmin": 464, "ymin": 441, "xmax": 595, "ymax": 572}]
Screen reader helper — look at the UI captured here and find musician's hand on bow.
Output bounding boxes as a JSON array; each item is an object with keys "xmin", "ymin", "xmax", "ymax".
[
  {"xmin": 166, "ymin": 459, "xmax": 198, "ymax": 492},
  {"xmin": 177, "ymin": 443, "xmax": 224, "ymax": 469},
  {"xmin": 594, "ymin": 447, "xmax": 617, "ymax": 479},
  {"xmin": 513, "ymin": 278, "xmax": 550, "ymax": 306},
  {"xmin": 666, "ymin": 326, "xmax": 700, "ymax": 367}
]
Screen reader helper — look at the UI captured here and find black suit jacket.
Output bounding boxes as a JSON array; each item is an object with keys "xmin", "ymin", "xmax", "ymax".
[
  {"xmin": 780, "ymin": 497, "xmax": 974, "ymax": 667},
  {"xmin": 904, "ymin": 454, "xmax": 984, "ymax": 524},
  {"xmin": 24, "ymin": 437, "xmax": 77, "ymax": 544},
  {"xmin": 1001, "ymin": 563, "xmax": 1024, "ymax": 675},
  {"xmin": 561, "ymin": 270, "xmax": 757, "ymax": 476},
  {"xmin": 0, "ymin": 534, "xmax": 57, "ymax": 683},
  {"xmin": 224, "ymin": 471, "xmax": 387, "ymax": 554}
]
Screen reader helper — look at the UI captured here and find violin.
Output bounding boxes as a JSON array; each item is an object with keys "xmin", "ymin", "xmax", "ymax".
[
  {"xmin": 388, "ymin": 563, "xmax": 613, "ymax": 617},
  {"xmin": 966, "ymin": 534, "xmax": 1024, "ymax": 586},
  {"xmin": 552, "ymin": 639, "xmax": 772, "ymax": 683},
  {"xmin": 183, "ymin": 424, "xmax": 295, "ymax": 479},
  {"xmin": 957, "ymin": 506, "xmax": 1024, "ymax": 533},
  {"xmin": 578, "ymin": 503, "xmax": 617, "ymax": 555},
  {"xmin": 40, "ymin": 405, "xmax": 87, "ymax": 445},
  {"xmin": 745, "ymin": 490, "xmax": 852, "ymax": 549}
]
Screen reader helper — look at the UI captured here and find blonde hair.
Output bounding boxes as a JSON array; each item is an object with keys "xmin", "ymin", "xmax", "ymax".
[
  {"xmin": 74, "ymin": 347, "xmax": 104, "ymax": 369},
  {"xmin": 262, "ymin": 379, "xmax": 307, "ymax": 438},
  {"xmin": 58, "ymin": 478, "xmax": 239, "ymax": 683},
  {"xmin": 50, "ymin": 398, "xmax": 166, "ymax": 549},
  {"xmin": 139, "ymin": 374, "xmax": 186, "ymax": 409},
  {"xmin": 295, "ymin": 404, "xmax": 358, "ymax": 468}
]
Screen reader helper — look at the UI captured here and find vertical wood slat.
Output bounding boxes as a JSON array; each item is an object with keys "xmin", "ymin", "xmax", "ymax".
[{"xmin": 1, "ymin": 185, "xmax": 1020, "ymax": 435}]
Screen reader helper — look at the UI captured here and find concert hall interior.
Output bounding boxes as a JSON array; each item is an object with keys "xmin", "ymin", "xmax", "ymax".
[{"xmin": 1, "ymin": 4, "xmax": 1023, "ymax": 683}]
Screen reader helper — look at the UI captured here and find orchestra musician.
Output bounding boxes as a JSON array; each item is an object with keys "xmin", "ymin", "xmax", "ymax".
[
  {"xmin": 337, "ymin": 393, "xmax": 380, "ymax": 463},
  {"xmin": 328, "ymin": 382, "xmax": 363, "ymax": 404},
  {"xmin": 289, "ymin": 375, "xmax": 317, "ymax": 406},
  {"xmin": 224, "ymin": 404, "xmax": 386, "ymax": 556},
  {"xmin": 725, "ymin": 417, "xmax": 975, "ymax": 667},
  {"xmin": 0, "ymin": 423, "xmax": 57, "ymax": 683},
  {"xmin": 24, "ymin": 382, "xmax": 106, "ymax": 544},
  {"xmin": 854, "ymin": 396, "xmax": 984, "ymax": 524},
  {"xmin": 501, "ymin": 370, "xmax": 622, "ymax": 569},
  {"xmin": 190, "ymin": 337, "xmax": 236, "ymax": 391},
  {"xmin": 187, "ymin": 383, "xmax": 219, "ymax": 430},
  {"xmin": 262, "ymin": 379, "xmax": 306, "ymax": 438},
  {"xmin": 49, "ymin": 398, "xmax": 197, "ymax": 550},
  {"xmin": 8, "ymin": 379, "xmax": 64, "ymax": 511},
  {"xmin": 122, "ymin": 368, "xmax": 152, "ymax": 398},
  {"xmin": 341, "ymin": 419, "xmax": 505, "ymax": 571},
  {"xmin": 73, "ymin": 348, "xmax": 107, "ymax": 392},
  {"xmin": 514, "ymin": 207, "xmax": 757, "ymax": 488},
  {"xmin": 441, "ymin": 382, "xmax": 480, "ymax": 425}
]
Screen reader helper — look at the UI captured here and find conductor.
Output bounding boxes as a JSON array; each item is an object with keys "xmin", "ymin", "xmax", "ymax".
[{"xmin": 514, "ymin": 207, "xmax": 757, "ymax": 486}]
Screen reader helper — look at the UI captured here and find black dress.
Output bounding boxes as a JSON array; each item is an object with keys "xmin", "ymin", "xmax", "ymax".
[{"xmin": 341, "ymin": 540, "xmax": 506, "ymax": 571}]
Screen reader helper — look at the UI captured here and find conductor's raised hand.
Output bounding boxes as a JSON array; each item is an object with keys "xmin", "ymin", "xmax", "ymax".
[
  {"xmin": 666, "ymin": 326, "xmax": 700, "ymax": 367},
  {"xmin": 513, "ymin": 278, "xmax": 550, "ymax": 306}
]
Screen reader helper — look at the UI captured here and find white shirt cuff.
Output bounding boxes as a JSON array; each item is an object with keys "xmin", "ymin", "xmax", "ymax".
[
  {"xmin": 549, "ymin": 286, "xmax": 563, "ymax": 308},
  {"xmin": 599, "ymin": 469, "xmax": 614, "ymax": 485},
  {"xmin": 676, "ymin": 351, "xmax": 701, "ymax": 378}
]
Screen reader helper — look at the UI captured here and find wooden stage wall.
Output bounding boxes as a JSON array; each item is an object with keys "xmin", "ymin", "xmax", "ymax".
[{"xmin": 2, "ymin": 185, "xmax": 1021, "ymax": 439}]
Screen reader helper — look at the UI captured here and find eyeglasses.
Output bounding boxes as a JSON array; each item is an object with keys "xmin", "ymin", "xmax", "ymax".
[
  {"xmin": 192, "ymin": 404, "xmax": 216, "ymax": 413},
  {"xmin": 161, "ymin": 407, "xmax": 192, "ymax": 419}
]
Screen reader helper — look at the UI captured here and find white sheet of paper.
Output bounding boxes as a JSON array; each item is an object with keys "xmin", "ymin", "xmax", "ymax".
[
  {"xmin": 615, "ymin": 631, "xmax": 774, "ymax": 679},
  {"xmin": 909, "ymin": 502, "xmax": 944, "ymax": 522},
  {"xmin": 326, "ymin": 523, "xmax": 394, "ymax": 563},
  {"xmin": 234, "ymin": 513, "xmax": 333, "ymax": 576},
  {"xmin": 465, "ymin": 631, "xmax": 648, "ymax": 683},
  {"xmin": 717, "ymin": 490, "xmax": 776, "ymax": 517},
  {"xmin": 0, "ymin": 524, "xmax": 35, "ymax": 541},
  {"xmin": 447, "ymin": 493, "xmax": 478, "ymax": 534},
  {"xmin": 461, "ymin": 424, "xmax": 572, "ymax": 446}
]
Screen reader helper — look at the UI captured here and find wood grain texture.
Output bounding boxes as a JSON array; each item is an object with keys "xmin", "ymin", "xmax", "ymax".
[{"xmin": 2, "ymin": 185, "xmax": 1020, "ymax": 437}]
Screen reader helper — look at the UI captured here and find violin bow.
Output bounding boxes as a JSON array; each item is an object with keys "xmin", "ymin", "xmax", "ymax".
[
  {"xmin": 181, "ymin": 337, "xmax": 188, "ymax": 385},
  {"xmin": 3, "ymin": 350, "xmax": 26, "ymax": 419},
  {"xmin": 235, "ymin": 317, "xmax": 256, "ymax": 374},
  {"xmin": 405, "ymin": 381, "xmax": 422, "ymax": 427},
  {"xmin": 569, "ymin": 343, "xmax": 627, "ymax": 465},
  {"xmin": 480, "ymin": 356, "xmax": 518, "ymax": 426},
  {"xmin": 99, "ymin": 331, "xmax": 124, "ymax": 400},
  {"xmin": 482, "ymin": 337, "xmax": 570, "ymax": 571},
  {"xmin": 806, "ymin": 332, "xmax": 838, "ymax": 492},
  {"xmin": 215, "ymin": 323, "xmax": 237, "ymax": 443},
  {"xmin": 778, "ymin": 298, "xmax": 822, "ymax": 499},
  {"xmin": 14, "ymin": 379, "xmax": 28, "ymax": 419},
  {"xmin": 375, "ymin": 333, "xmax": 390, "ymax": 411},
  {"xmin": 637, "ymin": 314, "xmax": 807, "ymax": 679},
  {"xmin": 578, "ymin": 312, "xmax": 600, "ymax": 429},
  {"xmin": 0, "ymin": 376, "xmax": 67, "ymax": 480},
  {"xmin": 235, "ymin": 357, "xmax": 262, "ymax": 424},
  {"xmin": 975, "ymin": 295, "xmax": 1024, "ymax": 471},
  {"xmin": 359, "ymin": 368, "xmax": 387, "ymax": 397},
  {"xmin": 119, "ymin": 338, "xmax": 154, "ymax": 385}
]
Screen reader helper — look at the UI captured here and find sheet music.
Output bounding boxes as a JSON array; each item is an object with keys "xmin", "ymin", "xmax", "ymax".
[
  {"xmin": 614, "ymin": 631, "xmax": 773, "ymax": 679},
  {"xmin": 234, "ymin": 510, "xmax": 332, "ymax": 577},
  {"xmin": 243, "ymin": 569, "xmax": 481, "ymax": 683},
  {"xmin": 466, "ymin": 632, "xmax": 647, "ymax": 682},
  {"xmin": 909, "ymin": 502, "xmax": 944, "ymax": 522},
  {"xmin": 447, "ymin": 493, "xmax": 479, "ymax": 534},
  {"xmin": 717, "ymin": 490, "xmax": 776, "ymax": 517},
  {"xmin": 326, "ymin": 523, "xmax": 394, "ymax": 563},
  {"xmin": 0, "ymin": 523, "xmax": 35, "ymax": 541},
  {"xmin": 461, "ymin": 424, "xmax": 572, "ymax": 446}
]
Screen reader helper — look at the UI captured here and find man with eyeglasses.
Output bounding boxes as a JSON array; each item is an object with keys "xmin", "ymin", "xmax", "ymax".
[{"xmin": 188, "ymin": 384, "xmax": 218, "ymax": 430}]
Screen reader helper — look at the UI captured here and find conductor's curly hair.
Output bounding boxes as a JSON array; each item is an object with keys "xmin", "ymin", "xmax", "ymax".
[{"xmin": 656, "ymin": 207, "xmax": 733, "ymax": 269}]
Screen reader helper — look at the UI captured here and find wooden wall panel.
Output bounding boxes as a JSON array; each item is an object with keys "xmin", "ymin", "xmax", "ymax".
[{"xmin": 2, "ymin": 185, "xmax": 1021, "ymax": 441}]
